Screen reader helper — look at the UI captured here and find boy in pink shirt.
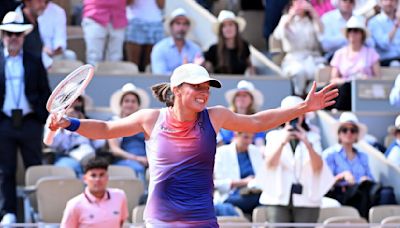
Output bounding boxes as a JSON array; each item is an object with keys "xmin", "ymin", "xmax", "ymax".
[{"xmin": 60, "ymin": 158, "xmax": 128, "ymax": 228}]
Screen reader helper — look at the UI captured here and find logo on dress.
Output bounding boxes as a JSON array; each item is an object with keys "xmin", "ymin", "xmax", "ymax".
[
  {"xmin": 160, "ymin": 124, "xmax": 177, "ymax": 133},
  {"xmin": 113, "ymin": 211, "xmax": 119, "ymax": 215}
]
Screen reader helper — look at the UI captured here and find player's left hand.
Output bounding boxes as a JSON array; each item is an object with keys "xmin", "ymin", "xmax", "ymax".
[{"xmin": 304, "ymin": 81, "xmax": 338, "ymax": 112}]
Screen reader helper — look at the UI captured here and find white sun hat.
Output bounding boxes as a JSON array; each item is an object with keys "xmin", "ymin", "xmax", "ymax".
[
  {"xmin": 213, "ymin": 10, "xmax": 246, "ymax": 34},
  {"xmin": 170, "ymin": 63, "xmax": 222, "ymax": 89},
  {"xmin": 110, "ymin": 83, "xmax": 150, "ymax": 115},
  {"xmin": 334, "ymin": 112, "xmax": 368, "ymax": 140},
  {"xmin": 343, "ymin": 16, "xmax": 369, "ymax": 37},
  {"xmin": 164, "ymin": 8, "xmax": 195, "ymax": 36},
  {"xmin": 0, "ymin": 11, "xmax": 33, "ymax": 35},
  {"xmin": 225, "ymin": 80, "xmax": 263, "ymax": 110}
]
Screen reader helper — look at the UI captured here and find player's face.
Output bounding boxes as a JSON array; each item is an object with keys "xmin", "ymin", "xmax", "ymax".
[
  {"xmin": 84, "ymin": 168, "xmax": 108, "ymax": 196},
  {"xmin": 178, "ymin": 82, "xmax": 210, "ymax": 112},
  {"xmin": 120, "ymin": 93, "xmax": 140, "ymax": 117}
]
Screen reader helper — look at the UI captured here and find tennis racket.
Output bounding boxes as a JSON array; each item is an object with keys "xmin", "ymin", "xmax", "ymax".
[{"xmin": 43, "ymin": 64, "xmax": 94, "ymax": 145}]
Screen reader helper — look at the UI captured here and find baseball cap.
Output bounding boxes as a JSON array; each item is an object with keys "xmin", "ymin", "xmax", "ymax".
[{"xmin": 170, "ymin": 64, "xmax": 222, "ymax": 89}]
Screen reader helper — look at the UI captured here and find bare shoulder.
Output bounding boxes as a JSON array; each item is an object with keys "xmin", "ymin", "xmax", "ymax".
[
  {"xmin": 208, "ymin": 106, "xmax": 234, "ymax": 132},
  {"xmin": 132, "ymin": 108, "xmax": 161, "ymax": 127}
]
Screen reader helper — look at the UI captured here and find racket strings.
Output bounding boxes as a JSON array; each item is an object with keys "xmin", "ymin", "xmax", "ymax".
[{"xmin": 50, "ymin": 68, "xmax": 91, "ymax": 111}]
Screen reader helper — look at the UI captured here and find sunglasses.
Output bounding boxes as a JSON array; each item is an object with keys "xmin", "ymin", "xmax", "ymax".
[
  {"xmin": 4, "ymin": 31, "xmax": 24, "ymax": 37},
  {"xmin": 342, "ymin": 0, "xmax": 355, "ymax": 3},
  {"xmin": 339, "ymin": 127, "xmax": 359, "ymax": 134}
]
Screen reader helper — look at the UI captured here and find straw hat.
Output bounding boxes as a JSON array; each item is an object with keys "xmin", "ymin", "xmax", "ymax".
[
  {"xmin": 109, "ymin": 83, "xmax": 150, "ymax": 115},
  {"xmin": 164, "ymin": 8, "xmax": 194, "ymax": 31},
  {"xmin": 213, "ymin": 10, "xmax": 246, "ymax": 34},
  {"xmin": 343, "ymin": 16, "xmax": 369, "ymax": 38},
  {"xmin": 225, "ymin": 80, "xmax": 263, "ymax": 110},
  {"xmin": 0, "ymin": 11, "xmax": 33, "ymax": 35},
  {"xmin": 334, "ymin": 112, "xmax": 368, "ymax": 140}
]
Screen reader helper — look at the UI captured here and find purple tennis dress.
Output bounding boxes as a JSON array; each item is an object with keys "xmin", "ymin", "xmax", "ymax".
[{"xmin": 144, "ymin": 107, "xmax": 218, "ymax": 227}]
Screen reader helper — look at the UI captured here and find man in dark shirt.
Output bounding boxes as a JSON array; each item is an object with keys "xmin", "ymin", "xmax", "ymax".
[{"xmin": 0, "ymin": 11, "xmax": 51, "ymax": 225}]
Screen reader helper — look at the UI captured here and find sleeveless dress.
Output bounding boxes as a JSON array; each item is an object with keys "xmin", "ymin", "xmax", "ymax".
[{"xmin": 144, "ymin": 107, "xmax": 218, "ymax": 227}]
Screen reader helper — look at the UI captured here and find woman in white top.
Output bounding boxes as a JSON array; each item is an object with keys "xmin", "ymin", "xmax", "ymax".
[
  {"xmin": 274, "ymin": 0, "xmax": 325, "ymax": 96},
  {"xmin": 259, "ymin": 96, "xmax": 335, "ymax": 227}
]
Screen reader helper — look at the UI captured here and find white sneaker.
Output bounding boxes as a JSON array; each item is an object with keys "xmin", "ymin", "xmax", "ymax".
[{"xmin": 1, "ymin": 213, "xmax": 17, "ymax": 224}]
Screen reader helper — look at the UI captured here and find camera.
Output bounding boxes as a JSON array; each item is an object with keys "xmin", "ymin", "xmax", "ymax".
[
  {"xmin": 289, "ymin": 118, "xmax": 299, "ymax": 131},
  {"xmin": 291, "ymin": 183, "xmax": 303, "ymax": 194}
]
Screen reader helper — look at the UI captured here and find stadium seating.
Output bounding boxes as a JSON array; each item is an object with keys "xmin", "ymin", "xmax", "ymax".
[
  {"xmin": 95, "ymin": 61, "xmax": 139, "ymax": 75},
  {"xmin": 48, "ymin": 59, "xmax": 84, "ymax": 74},
  {"xmin": 108, "ymin": 178, "xmax": 145, "ymax": 220},
  {"xmin": 369, "ymin": 205, "xmax": 400, "ymax": 223},
  {"xmin": 36, "ymin": 177, "xmax": 83, "ymax": 223},
  {"xmin": 132, "ymin": 205, "xmax": 145, "ymax": 224},
  {"xmin": 381, "ymin": 215, "xmax": 400, "ymax": 227},
  {"xmin": 108, "ymin": 165, "xmax": 137, "ymax": 179},
  {"xmin": 323, "ymin": 216, "xmax": 368, "ymax": 228}
]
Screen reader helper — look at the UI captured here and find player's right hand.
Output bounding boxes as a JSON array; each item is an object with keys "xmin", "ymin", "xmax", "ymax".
[{"xmin": 47, "ymin": 113, "xmax": 71, "ymax": 131}]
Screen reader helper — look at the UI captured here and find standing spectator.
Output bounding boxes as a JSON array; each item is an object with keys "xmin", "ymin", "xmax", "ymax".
[
  {"xmin": 258, "ymin": 96, "xmax": 334, "ymax": 227},
  {"xmin": 125, "ymin": 0, "xmax": 165, "ymax": 72},
  {"xmin": 16, "ymin": 0, "xmax": 46, "ymax": 59},
  {"xmin": 385, "ymin": 114, "xmax": 400, "ymax": 167},
  {"xmin": 263, "ymin": 0, "xmax": 289, "ymax": 52},
  {"xmin": 218, "ymin": 80, "xmax": 265, "ymax": 147},
  {"xmin": 108, "ymin": 83, "xmax": 150, "ymax": 184},
  {"xmin": 0, "ymin": 12, "xmax": 51, "ymax": 225},
  {"xmin": 310, "ymin": 0, "xmax": 335, "ymax": 17},
  {"xmin": 204, "ymin": 10, "xmax": 255, "ymax": 75},
  {"xmin": 368, "ymin": 0, "xmax": 400, "ymax": 66},
  {"xmin": 81, "ymin": 0, "xmax": 127, "ymax": 65},
  {"xmin": 60, "ymin": 157, "xmax": 129, "ymax": 228},
  {"xmin": 214, "ymin": 132, "xmax": 263, "ymax": 215},
  {"xmin": 330, "ymin": 16, "xmax": 380, "ymax": 110},
  {"xmin": 151, "ymin": 8, "xmax": 203, "ymax": 75},
  {"xmin": 38, "ymin": 0, "xmax": 77, "ymax": 62},
  {"xmin": 320, "ymin": 0, "xmax": 357, "ymax": 60},
  {"xmin": 273, "ymin": 0, "xmax": 325, "ymax": 96}
]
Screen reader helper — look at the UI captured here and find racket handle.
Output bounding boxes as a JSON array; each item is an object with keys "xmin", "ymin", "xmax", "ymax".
[{"xmin": 43, "ymin": 129, "xmax": 56, "ymax": 146}]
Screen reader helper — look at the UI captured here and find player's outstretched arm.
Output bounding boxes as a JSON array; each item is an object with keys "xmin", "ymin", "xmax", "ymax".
[
  {"xmin": 48, "ymin": 109, "xmax": 159, "ymax": 140},
  {"xmin": 210, "ymin": 82, "xmax": 338, "ymax": 133}
]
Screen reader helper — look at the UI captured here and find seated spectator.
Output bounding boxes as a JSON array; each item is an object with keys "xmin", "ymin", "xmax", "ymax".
[
  {"xmin": 151, "ymin": 8, "xmax": 203, "ymax": 75},
  {"xmin": 273, "ymin": 0, "xmax": 325, "ymax": 96},
  {"xmin": 330, "ymin": 16, "xmax": 380, "ymax": 110},
  {"xmin": 368, "ymin": 0, "xmax": 400, "ymax": 67},
  {"xmin": 204, "ymin": 10, "xmax": 255, "ymax": 75},
  {"xmin": 324, "ymin": 112, "xmax": 396, "ymax": 216},
  {"xmin": 385, "ymin": 114, "xmax": 400, "ymax": 167},
  {"xmin": 49, "ymin": 107, "xmax": 104, "ymax": 177},
  {"xmin": 320, "ymin": 0, "xmax": 358, "ymax": 60},
  {"xmin": 125, "ymin": 0, "xmax": 164, "ymax": 72},
  {"xmin": 38, "ymin": 0, "xmax": 77, "ymax": 62},
  {"xmin": 107, "ymin": 83, "xmax": 150, "ymax": 183},
  {"xmin": 311, "ymin": 0, "xmax": 335, "ymax": 17},
  {"xmin": 81, "ymin": 0, "xmax": 127, "ymax": 65},
  {"xmin": 60, "ymin": 157, "xmax": 129, "ymax": 228},
  {"xmin": 258, "ymin": 96, "xmax": 334, "ymax": 227},
  {"xmin": 214, "ymin": 132, "xmax": 263, "ymax": 215},
  {"xmin": 218, "ymin": 80, "xmax": 265, "ymax": 147}
]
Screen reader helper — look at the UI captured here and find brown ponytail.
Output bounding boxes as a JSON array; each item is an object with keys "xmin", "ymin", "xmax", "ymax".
[{"xmin": 151, "ymin": 83, "xmax": 174, "ymax": 107}]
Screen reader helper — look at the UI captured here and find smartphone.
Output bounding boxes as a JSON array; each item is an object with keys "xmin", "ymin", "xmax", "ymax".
[{"xmin": 290, "ymin": 118, "xmax": 298, "ymax": 130}]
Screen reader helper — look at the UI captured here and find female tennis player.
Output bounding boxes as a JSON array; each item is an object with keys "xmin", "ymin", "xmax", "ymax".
[{"xmin": 48, "ymin": 63, "xmax": 338, "ymax": 227}]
